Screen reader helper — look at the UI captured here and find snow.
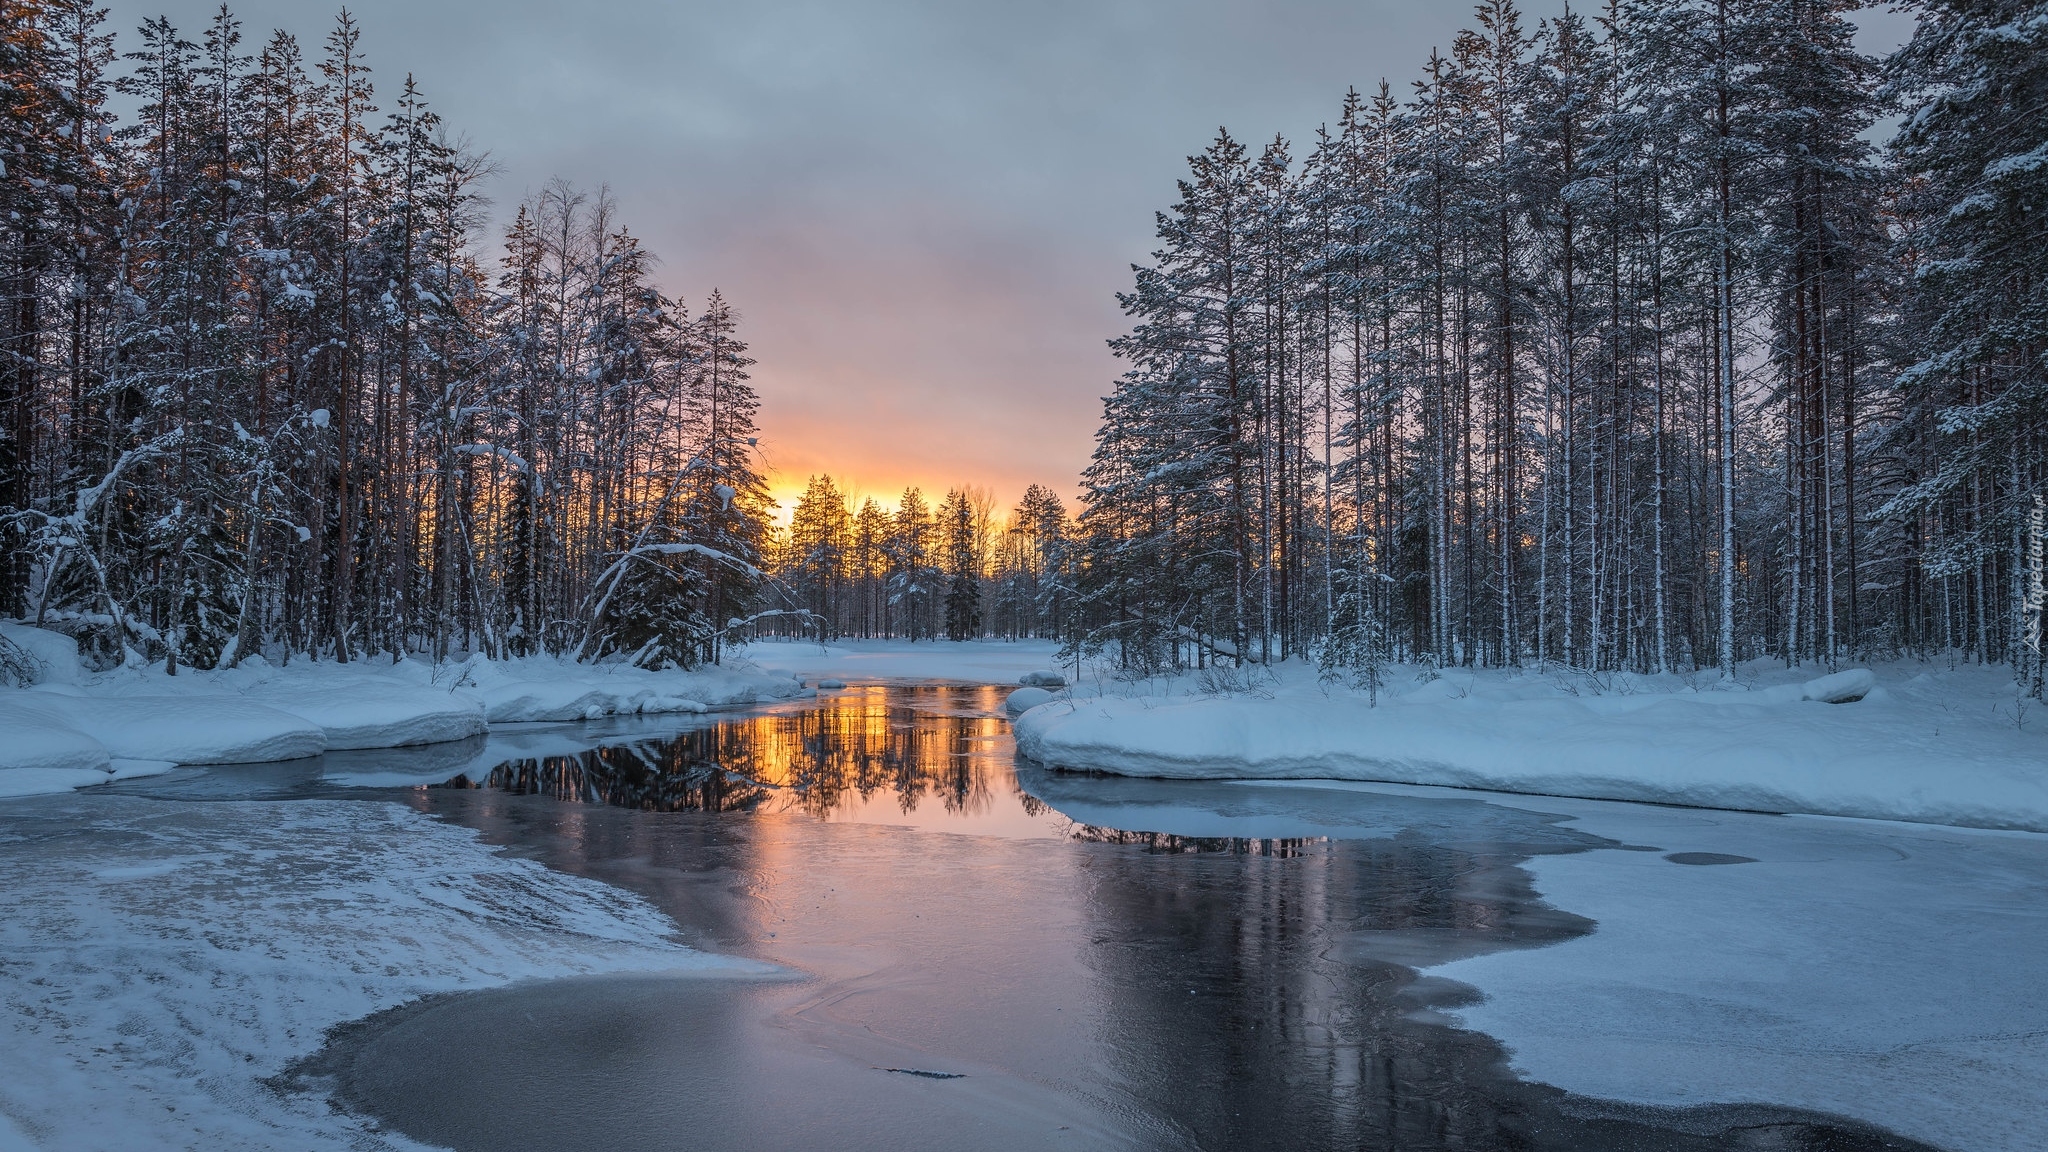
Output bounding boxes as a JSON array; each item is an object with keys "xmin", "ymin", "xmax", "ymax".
[
  {"xmin": 0, "ymin": 695, "xmax": 110, "ymax": 776},
  {"xmin": 1006, "ymin": 686, "xmax": 1056, "ymax": 715},
  {"xmin": 1795, "ymin": 666, "xmax": 1875, "ymax": 702},
  {"xmin": 0, "ymin": 624, "xmax": 82, "ymax": 685},
  {"xmin": 107, "ymin": 758, "xmax": 178, "ymax": 781},
  {"xmin": 0, "ymin": 632, "xmax": 809, "ymax": 800},
  {"xmin": 749, "ymin": 637, "xmax": 1070, "ymax": 686},
  {"xmin": 0, "ymin": 767, "xmax": 112, "ymax": 799},
  {"xmin": 18, "ymin": 692, "xmax": 327, "ymax": 764},
  {"xmin": 0, "ymin": 793, "xmax": 770, "ymax": 1151},
  {"xmin": 1013, "ymin": 659, "xmax": 2048, "ymax": 833},
  {"xmin": 240, "ymin": 677, "xmax": 485, "ymax": 750},
  {"xmin": 317, "ymin": 724, "xmax": 692, "ymax": 790},
  {"xmin": 1400, "ymin": 788, "xmax": 2048, "ymax": 1152},
  {"xmin": 420, "ymin": 653, "xmax": 807, "ymax": 723}
]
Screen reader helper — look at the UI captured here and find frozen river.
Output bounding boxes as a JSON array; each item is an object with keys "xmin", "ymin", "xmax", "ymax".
[{"xmin": 3, "ymin": 682, "xmax": 2041, "ymax": 1150}]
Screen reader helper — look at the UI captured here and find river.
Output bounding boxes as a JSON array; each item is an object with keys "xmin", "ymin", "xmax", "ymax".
[{"xmin": 94, "ymin": 681, "xmax": 1957, "ymax": 1151}]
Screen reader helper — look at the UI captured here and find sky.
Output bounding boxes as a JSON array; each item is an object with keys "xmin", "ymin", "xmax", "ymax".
[{"xmin": 111, "ymin": 0, "xmax": 1916, "ymax": 523}]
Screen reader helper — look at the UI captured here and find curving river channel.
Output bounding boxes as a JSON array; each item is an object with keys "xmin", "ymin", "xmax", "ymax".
[{"xmin": 114, "ymin": 682, "xmax": 1940, "ymax": 1151}]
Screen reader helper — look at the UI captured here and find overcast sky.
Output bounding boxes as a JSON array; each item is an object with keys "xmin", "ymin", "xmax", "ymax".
[{"xmin": 112, "ymin": 0, "xmax": 1915, "ymax": 517}]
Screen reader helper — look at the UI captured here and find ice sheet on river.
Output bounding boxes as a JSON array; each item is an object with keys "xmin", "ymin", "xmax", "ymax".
[{"xmin": 0, "ymin": 794, "xmax": 764, "ymax": 1150}]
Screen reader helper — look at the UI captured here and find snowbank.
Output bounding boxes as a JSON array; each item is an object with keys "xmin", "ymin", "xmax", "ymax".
[
  {"xmin": 20, "ymin": 692, "xmax": 326, "ymax": 764},
  {"xmin": 0, "ymin": 695, "xmax": 111, "ymax": 777},
  {"xmin": 1014, "ymin": 661, "xmax": 2048, "ymax": 833},
  {"xmin": 243, "ymin": 677, "xmax": 486, "ymax": 749},
  {"xmin": 1402, "ymin": 786, "xmax": 2048, "ymax": 1152},
  {"xmin": 0, "ymin": 794, "xmax": 768, "ymax": 1150},
  {"xmin": 0, "ymin": 632, "xmax": 809, "ymax": 799}
]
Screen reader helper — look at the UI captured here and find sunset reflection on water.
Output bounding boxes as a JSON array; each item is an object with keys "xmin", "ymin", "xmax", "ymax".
[
  {"xmin": 434, "ymin": 682, "xmax": 1325, "ymax": 852},
  {"xmin": 436, "ymin": 684, "xmax": 1065, "ymax": 837}
]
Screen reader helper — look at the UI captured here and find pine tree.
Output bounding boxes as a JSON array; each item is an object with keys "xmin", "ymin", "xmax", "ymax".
[
  {"xmin": 939, "ymin": 487, "xmax": 982, "ymax": 641},
  {"xmin": 1885, "ymin": 0, "xmax": 2048, "ymax": 694}
]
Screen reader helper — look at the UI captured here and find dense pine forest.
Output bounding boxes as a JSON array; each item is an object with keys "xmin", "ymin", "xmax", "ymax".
[
  {"xmin": 0, "ymin": 2, "xmax": 770, "ymax": 671},
  {"xmin": 2, "ymin": 0, "xmax": 2044, "ymax": 695},
  {"xmin": 1069, "ymin": 0, "xmax": 2048, "ymax": 695}
]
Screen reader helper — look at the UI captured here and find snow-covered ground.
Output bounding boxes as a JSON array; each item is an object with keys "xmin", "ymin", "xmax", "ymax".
[
  {"xmin": 746, "ymin": 636, "xmax": 1070, "ymax": 686},
  {"xmin": 0, "ymin": 793, "xmax": 769, "ymax": 1151},
  {"xmin": 1396, "ymin": 784, "xmax": 2048, "ymax": 1152},
  {"xmin": 0, "ymin": 622, "xmax": 811, "ymax": 798},
  {"xmin": 1014, "ymin": 658, "xmax": 2048, "ymax": 833}
]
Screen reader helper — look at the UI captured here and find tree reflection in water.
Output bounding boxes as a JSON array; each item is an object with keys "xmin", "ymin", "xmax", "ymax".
[
  {"xmin": 436, "ymin": 684, "xmax": 1010, "ymax": 819},
  {"xmin": 1066, "ymin": 826, "xmax": 1324, "ymax": 856}
]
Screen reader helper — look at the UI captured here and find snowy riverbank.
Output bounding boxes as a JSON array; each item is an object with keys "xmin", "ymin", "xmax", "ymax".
[
  {"xmin": 0, "ymin": 622, "xmax": 811, "ymax": 798},
  {"xmin": 1031, "ymin": 771, "xmax": 2048, "ymax": 1152},
  {"xmin": 1419, "ymin": 788, "xmax": 2048, "ymax": 1152},
  {"xmin": 0, "ymin": 794, "xmax": 769, "ymax": 1151},
  {"xmin": 1014, "ymin": 658, "xmax": 2048, "ymax": 833}
]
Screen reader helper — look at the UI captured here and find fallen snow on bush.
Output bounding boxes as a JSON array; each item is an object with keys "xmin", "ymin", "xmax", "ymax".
[
  {"xmin": 0, "ymin": 793, "xmax": 765, "ymax": 1151},
  {"xmin": 1014, "ymin": 659, "xmax": 2048, "ymax": 833},
  {"xmin": 0, "ymin": 624, "xmax": 809, "ymax": 797}
]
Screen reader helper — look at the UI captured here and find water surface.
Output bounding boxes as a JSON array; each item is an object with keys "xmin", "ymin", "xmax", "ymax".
[{"xmin": 132, "ymin": 684, "xmax": 1935, "ymax": 1151}]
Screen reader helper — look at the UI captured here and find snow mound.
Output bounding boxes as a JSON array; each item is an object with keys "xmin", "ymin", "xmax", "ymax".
[
  {"xmin": 1019, "ymin": 670, "xmax": 1067, "ymax": 688},
  {"xmin": 0, "ymin": 623, "xmax": 81, "ymax": 685},
  {"xmin": 469, "ymin": 678, "xmax": 706, "ymax": 723},
  {"xmin": 107, "ymin": 758, "xmax": 178, "ymax": 781},
  {"xmin": 455, "ymin": 656, "xmax": 796, "ymax": 722},
  {"xmin": 1800, "ymin": 668, "xmax": 1876, "ymax": 703},
  {"xmin": 1006, "ymin": 686, "xmax": 1056, "ymax": 716}
]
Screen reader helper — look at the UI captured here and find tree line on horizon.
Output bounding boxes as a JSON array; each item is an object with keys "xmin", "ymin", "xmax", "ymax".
[
  {"xmin": 1075, "ymin": 0, "xmax": 2048, "ymax": 697},
  {"xmin": 766, "ymin": 477, "xmax": 1073, "ymax": 644},
  {"xmin": 0, "ymin": 2, "xmax": 771, "ymax": 672}
]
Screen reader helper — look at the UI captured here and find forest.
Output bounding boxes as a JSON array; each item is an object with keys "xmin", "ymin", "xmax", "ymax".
[
  {"xmin": 1068, "ymin": 0, "xmax": 2048, "ymax": 694},
  {"xmin": 0, "ymin": 2, "xmax": 770, "ymax": 671},
  {"xmin": 1, "ymin": 0, "xmax": 2044, "ymax": 698},
  {"xmin": 771, "ymin": 477, "xmax": 1073, "ymax": 644}
]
